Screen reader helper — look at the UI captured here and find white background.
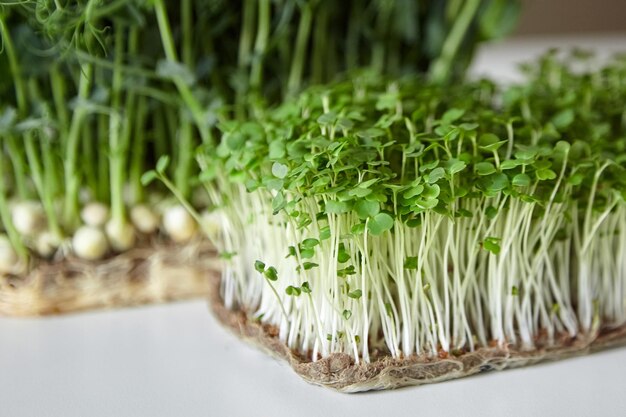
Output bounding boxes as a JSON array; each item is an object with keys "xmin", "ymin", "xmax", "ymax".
[{"xmin": 2, "ymin": 35, "xmax": 626, "ymax": 417}]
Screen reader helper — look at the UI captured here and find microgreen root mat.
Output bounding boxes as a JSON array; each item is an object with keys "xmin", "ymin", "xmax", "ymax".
[
  {"xmin": 208, "ymin": 274, "xmax": 626, "ymax": 393},
  {"xmin": 0, "ymin": 241, "xmax": 218, "ymax": 316}
]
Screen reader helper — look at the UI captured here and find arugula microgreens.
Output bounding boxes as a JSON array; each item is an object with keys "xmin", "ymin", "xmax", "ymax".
[{"xmin": 198, "ymin": 53, "xmax": 626, "ymax": 362}]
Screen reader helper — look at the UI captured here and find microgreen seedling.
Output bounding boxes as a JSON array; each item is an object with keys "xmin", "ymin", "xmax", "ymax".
[{"xmin": 196, "ymin": 53, "xmax": 626, "ymax": 364}]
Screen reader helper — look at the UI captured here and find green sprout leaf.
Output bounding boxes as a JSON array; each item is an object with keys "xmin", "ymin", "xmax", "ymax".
[
  {"xmin": 481, "ymin": 173, "xmax": 509, "ymax": 192},
  {"xmin": 140, "ymin": 170, "xmax": 158, "ymax": 186},
  {"xmin": 301, "ymin": 238, "xmax": 319, "ymax": 249},
  {"xmin": 326, "ymin": 200, "xmax": 350, "ymax": 214},
  {"xmin": 568, "ymin": 173, "xmax": 584, "ymax": 186},
  {"xmin": 475, "ymin": 161, "xmax": 496, "ymax": 176},
  {"xmin": 551, "ymin": 109, "xmax": 574, "ymax": 129},
  {"xmin": 355, "ymin": 199, "xmax": 380, "ymax": 219},
  {"xmin": 512, "ymin": 173, "xmax": 531, "ymax": 187},
  {"xmin": 264, "ymin": 266, "xmax": 278, "ymax": 281},
  {"xmin": 286, "ymin": 285, "xmax": 301, "ymax": 296},
  {"xmin": 479, "ymin": 133, "xmax": 507, "ymax": 152},
  {"xmin": 482, "ymin": 237, "xmax": 501, "ymax": 255},
  {"xmin": 156, "ymin": 155, "xmax": 170, "ymax": 174},
  {"xmin": 367, "ymin": 212, "xmax": 394, "ymax": 235},
  {"xmin": 351, "ymin": 223, "xmax": 366, "ymax": 235},
  {"xmin": 302, "ymin": 262, "xmax": 318, "ymax": 270},
  {"xmin": 421, "ymin": 184, "xmax": 440, "ymax": 199},
  {"xmin": 447, "ymin": 159, "xmax": 466, "ymax": 175},
  {"xmin": 301, "ymin": 281, "xmax": 312, "ymax": 294},
  {"xmin": 300, "ymin": 248, "xmax": 315, "ymax": 259},
  {"xmin": 427, "ymin": 167, "xmax": 445, "ymax": 183},
  {"xmin": 485, "ymin": 206, "xmax": 498, "ymax": 220},
  {"xmin": 500, "ymin": 160, "xmax": 521, "ymax": 170},
  {"xmin": 385, "ymin": 303, "xmax": 393, "ymax": 317},
  {"xmin": 536, "ymin": 168, "xmax": 557, "ymax": 181},
  {"xmin": 403, "ymin": 184, "xmax": 424, "ymax": 199},
  {"xmin": 441, "ymin": 108, "xmax": 465, "ymax": 124},
  {"xmin": 337, "ymin": 265, "xmax": 356, "ymax": 276},
  {"xmin": 269, "ymin": 141, "xmax": 286, "ymax": 159},
  {"xmin": 317, "ymin": 111, "xmax": 337, "ymax": 125},
  {"xmin": 348, "ymin": 289, "xmax": 362, "ymax": 299},
  {"xmin": 404, "ymin": 256, "xmax": 418, "ymax": 270},
  {"xmin": 357, "ymin": 127, "xmax": 385, "ymax": 139},
  {"xmin": 338, "ymin": 248, "xmax": 350, "ymax": 263},
  {"xmin": 272, "ymin": 162, "xmax": 289, "ymax": 179},
  {"xmin": 272, "ymin": 192, "xmax": 286, "ymax": 213},
  {"xmin": 254, "ymin": 260, "xmax": 266, "ymax": 273}
]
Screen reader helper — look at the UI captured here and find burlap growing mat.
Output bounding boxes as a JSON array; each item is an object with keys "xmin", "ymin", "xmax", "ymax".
[
  {"xmin": 207, "ymin": 274, "xmax": 626, "ymax": 392},
  {"xmin": 0, "ymin": 240, "xmax": 219, "ymax": 316}
]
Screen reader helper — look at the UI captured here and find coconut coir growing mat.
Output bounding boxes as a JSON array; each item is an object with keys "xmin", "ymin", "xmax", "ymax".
[
  {"xmin": 0, "ymin": 240, "xmax": 219, "ymax": 316},
  {"xmin": 207, "ymin": 274, "xmax": 626, "ymax": 393}
]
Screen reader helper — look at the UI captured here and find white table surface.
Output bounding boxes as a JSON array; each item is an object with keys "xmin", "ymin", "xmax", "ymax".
[{"xmin": 3, "ymin": 34, "xmax": 626, "ymax": 417}]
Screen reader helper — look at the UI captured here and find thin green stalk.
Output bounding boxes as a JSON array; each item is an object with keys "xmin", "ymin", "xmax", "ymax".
[
  {"xmin": 249, "ymin": 0, "xmax": 271, "ymax": 93},
  {"xmin": 287, "ymin": 3, "xmax": 313, "ymax": 96},
  {"xmin": 28, "ymin": 80, "xmax": 62, "ymax": 203},
  {"xmin": 371, "ymin": 1, "xmax": 393, "ymax": 74},
  {"xmin": 170, "ymin": 4, "xmax": 196, "ymax": 199},
  {"xmin": 23, "ymin": 130, "xmax": 62, "ymax": 238},
  {"xmin": 5, "ymin": 135, "xmax": 29, "ymax": 200},
  {"xmin": 153, "ymin": 106, "xmax": 168, "ymax": 160},
  {"xmin": 109, "ymin": 112, "xmax": 124, "ymax": 222},
  {"xmin": 109, "ymin": 24, "xmax": 128, "ymax": 223},
  {"xmin": 96, "ymin": 110, "xmax": 109, "ymax": 203},
  {"xmin": 152, "ymin": 0, "xmax": 211, "ymax": 144},
  {"xmin": 174, "ymin": 115, "xmax": 194, "ymax": 199},
  {"xmin": 81, "ymin": 122, "xmax": 98, "ymax": 197},
  {"xmin": 345, "ymin": 0, "xmax": 361, "ymax": 71},
  {"xmin": 238, "ymin": 0, "xmax": 256, "ymax": 67},
  {"xmin": 236, "ymin": 0, "xmax": 256, "ymax": 118},
  {"xmin": 157, "ymin": 173, "xmax": 202, "ymax": 225},
  {"xmin": 164, "ymin": 104, "xmax": 178, "ymax": 153},
  {"xmin": 129, "ymin": 96, "xmax": 148, "ymax": 203},
  {"xmin": 63, "ymin": 62, "xmax": 92, "ymax": 229},
  {"xmin": 266, "ymin": 276, "xmax": 290, "ymax": 321},
  {"xmin": 0, "ymin": 13, "xmax": 27, "ymax": 114},
  {"xmin": 428, "ymin": 0, "xmax": 481, "ymax": 83},
  {"xmin": 311, "ymin": 3, "xmax": 328, "ymax": 84},
  {"xmin": 50, "ymin": 66, "xmax": 70, "ymax": 137},
  {"xmin": 181, "ymin": 0, "xmax": 193, "ymax": 67},
  {"xmin": 90, "ymin": 0, "xmax": 129, "ymax": 20},
  {"xmin": 0, "ymin": 151, "xmax": 28, "ymax": 261}
]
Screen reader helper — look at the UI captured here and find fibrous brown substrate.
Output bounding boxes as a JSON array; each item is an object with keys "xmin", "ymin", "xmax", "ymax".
[
  {"xmin": 207, "ymin": 274, "xmax": 626, "ymax": 392},
  {"xmin": 0, "ymin": 240, "xmax": 219, "ymax": 316}
]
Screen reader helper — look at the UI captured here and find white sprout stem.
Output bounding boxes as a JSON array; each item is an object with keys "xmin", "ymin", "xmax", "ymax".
[{"xmin": 210, "ymin": 177, "xmax": 626, "ymax": 362}]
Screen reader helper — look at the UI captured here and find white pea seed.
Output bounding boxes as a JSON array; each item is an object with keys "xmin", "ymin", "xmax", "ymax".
[
  {"xmin": 11, "ymin": 201, "xmax": 44, "ymax": 236},
  {"xmin": 81, "ymin": 202, "xmax": 110, "ymax": 227},
  {"xmin": 105, "ymin": 219, "xmax": 136, "ymax": 251},
  {"xmin": 0, "ymin": 235, "xmax": 19, "ymax": 274},
  {"xmin": 35, "ymin": 231, "xmax": 62, "ymax": 258},
  {"xmin": 130, "ymin": 205, "xmax": 160, "ymax": 234},
  {"xmin": 72, "ymin": 226, "xmax": 109, "ymax": 261},
  {"xmin": 163, "ymin": 205, "xmax": 197, "ymax": 242}
]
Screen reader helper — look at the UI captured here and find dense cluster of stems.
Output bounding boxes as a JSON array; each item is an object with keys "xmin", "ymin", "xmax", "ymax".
[{"xmin": 201, "ymin": 54, "xmax": 626, "ymax": 360}]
